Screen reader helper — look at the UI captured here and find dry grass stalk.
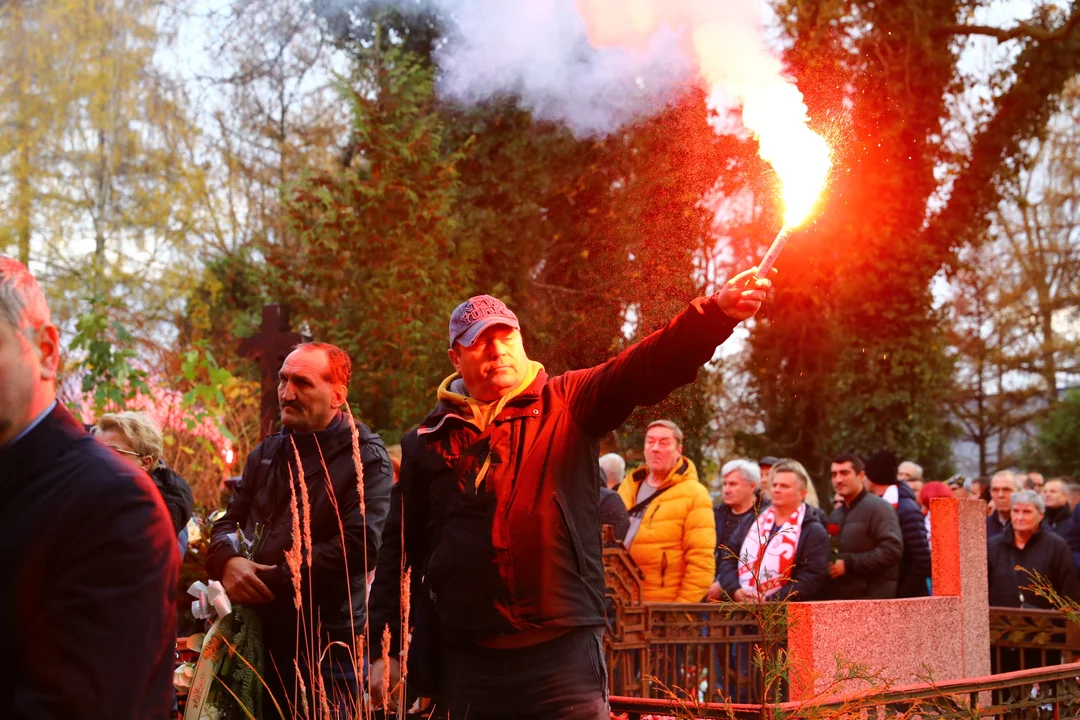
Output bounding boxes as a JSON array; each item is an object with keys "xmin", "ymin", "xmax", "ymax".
[
  {"xmin": 289, "ymin": 436, "xmax": 315, "ymax": 572},
  {"xmin": 344, "ymin": 407, "xmax": 374, "ymax": 720},
  {"xmin": 294, "ymin": 659, "xmax": 310, "ymax": 720},
  {"xmin": 317, "ymin": 670, "xmax": 332, "ymax": 720},
  {"xmin": 289, "ymin": 436, "xmax": 318, "ymax": 711},
  {"xmin": 398, "ymin": 565, "xmax": 412, "ymax": 711},
  {"xmin": 312, "ymin": 434, "xmax": 365, "ymax": 715},
  {"xmin": 344, "ymin": 408, "xmax": 367, "ymax": 518},
  {"xmin": 381, "ymin": 624, "xmax": 392, "ymax": 716},
  {"xmin": 285, "ymin": 462, "xmax": 304, "ymax": 610}
]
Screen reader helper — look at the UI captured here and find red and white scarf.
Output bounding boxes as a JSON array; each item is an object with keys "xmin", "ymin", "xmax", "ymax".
[{"xmin": 737, "ymin": 504, "xmax": 806, "ymax": 599}]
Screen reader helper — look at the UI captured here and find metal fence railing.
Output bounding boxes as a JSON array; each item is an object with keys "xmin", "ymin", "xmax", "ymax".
[
  {"xmin": 610, "ymin": 661, "xmax": 1080, "ymax": 719},
  {"xmin": 989, "ymin": 605, "xmax": 1080, "ymax": 673},
  {"xmin": 603, "ymin": 538, "xmax": 780, "ymax": 705},
  {"xmin": 603, "ymin": 535, "xmax": 1080, "ymax": 709}
]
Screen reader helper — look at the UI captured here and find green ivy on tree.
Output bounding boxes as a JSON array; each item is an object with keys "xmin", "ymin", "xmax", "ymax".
[{"xmin": 69, "ymin": 297, "xmax": 149, "ymax": 415}]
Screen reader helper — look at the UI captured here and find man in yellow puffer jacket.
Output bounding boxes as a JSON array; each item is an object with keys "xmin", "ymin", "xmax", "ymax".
[{"xmin": 619, "ymin": 420, "xmax": 716, "ymax": 603}]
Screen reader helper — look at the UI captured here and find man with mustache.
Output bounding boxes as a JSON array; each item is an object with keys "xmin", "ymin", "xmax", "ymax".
[
  {"xmin": 206, "ymin": 342, "xmax": 393, "ymax": 717},
  {"xmin": 370, "ymin": 268, "xmax": 772, "ymax": 719}
]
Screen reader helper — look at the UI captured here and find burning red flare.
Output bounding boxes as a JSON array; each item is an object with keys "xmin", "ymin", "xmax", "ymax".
[{"xmin": 577, "ymin": 0, "xmax": 832, "ymax": 230}]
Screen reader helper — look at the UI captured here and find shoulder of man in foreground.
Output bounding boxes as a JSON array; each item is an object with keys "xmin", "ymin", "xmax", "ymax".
[
  {"xmin": 48, "ymin": 426, "xmax": 177, "ymax": 560},
  {"xmin": 9, "ymin": 411, "xmax": 178, "ymax": 717},
  {"xmin": 15, "ymin": 405, "xmax": 173, "ymax": 523}
]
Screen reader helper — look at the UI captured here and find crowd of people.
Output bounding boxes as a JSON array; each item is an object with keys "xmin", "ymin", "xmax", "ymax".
[
  {"xmin": 600, "ymin": 438, "xmax": 1080, "ymax": 611},
  {"xmin": 4, "ymin": 251, "xmax": 1078, "ymax": 720}
]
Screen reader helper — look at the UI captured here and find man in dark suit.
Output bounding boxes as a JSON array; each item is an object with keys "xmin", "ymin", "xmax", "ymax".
[{"xmin": 0, "ymin": 257, "xmax": 179, "ymax": 719}]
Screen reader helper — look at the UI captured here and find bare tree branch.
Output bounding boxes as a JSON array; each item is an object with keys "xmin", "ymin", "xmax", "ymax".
[{"xmin": 934, "ymin": 5, "xmax": 1080, "ymax": 43}]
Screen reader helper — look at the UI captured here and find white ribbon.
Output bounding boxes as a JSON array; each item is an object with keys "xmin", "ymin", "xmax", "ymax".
[{"xmin": 187, "ymin": 580, "xmax": 232, "ymax": 620}]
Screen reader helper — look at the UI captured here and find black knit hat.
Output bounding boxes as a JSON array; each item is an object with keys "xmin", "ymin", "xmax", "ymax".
[{"xmin": 865, "ymin": 450, "xmax": 899, "ymax": 486}]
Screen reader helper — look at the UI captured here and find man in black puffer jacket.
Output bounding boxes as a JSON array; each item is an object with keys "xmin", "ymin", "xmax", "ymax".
[
  {"xmin": 865, "ymin": 451, "xmax": 931, "ymax": 598},
  {"xmin": 827, "ymin": 453, "xmax": 904, "ymax": 599},
  {"xmin": 206, "ymin": 342, "xmax": 392, "ymax": 715},
  {"xmin": 988, "ymin": 490, "xmax": 1080, "ymax": 673},
  {"xmin": 988, "ymin": 490, "xmax": 1080, "ymax": 609}
]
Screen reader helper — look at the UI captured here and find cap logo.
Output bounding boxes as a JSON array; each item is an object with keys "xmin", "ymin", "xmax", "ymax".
[{"xmin": 459, "ymin": 296, "xmax": 510, "ymax": 324}]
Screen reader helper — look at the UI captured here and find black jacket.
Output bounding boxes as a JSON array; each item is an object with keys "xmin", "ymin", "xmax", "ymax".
[
  {"xmin": 1043, "ymin": 504, "xmax": 1072, "ymax": 539},
  {"xmin": 716, "ymin": 504, "xmax": 830, "ymax": 602},
  {"xmin": 895, "ymin": 482, "xmax": 932, "ymax": 598},
  {"xmin": 1067, "ymin": 503, "xmax": 1080, "ymax": 569},
  {"xmin": 774, "ymin": 505, "xmax": 831, "ymax": 602},
  {"xmin": 369, "ymin": 298, "xmax": 740, "ymax": 659},
  {"xmin": 150, "ymin": 464, "xmax": 194, "ymax": 534},
  {"xmin": 988, "ymin": 525, "xmax": 1080, "ymax": 608},
  {"xmin": 206, "ymin": 412, "xmax": 393, "ymax": 637},
  {"xmin": 0, "ymin": 404, "xmax": 178, "ymax": 719},
  {"xmin": 599, "ymin": 487, "xmax": 630, "ymax": 545},
  {"xmin": 987, "ymin": 512, "xmax": 1009, "ymax": 540},
  {"xmin": 826, "ymin": 489, "xmax": 904, "ymax": 600},
  {"xmin": 713, "ymin": 500, "xmax": 769, "ymax": 598}
]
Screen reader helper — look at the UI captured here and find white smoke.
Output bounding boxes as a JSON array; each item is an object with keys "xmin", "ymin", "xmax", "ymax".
[
  {"xmin": 433, "ymin": 0, "xmax": 694, "ymax": 135},
  {"xmin": 330, "ymin": 0, "xmax": 800, "ymax": 140},
  {"xmin": 331, "ymin": 0, "xmax": 708, "ymax": 134}
]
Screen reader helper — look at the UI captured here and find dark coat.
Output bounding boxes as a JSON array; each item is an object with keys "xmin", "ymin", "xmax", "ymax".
[
  {"xmin": 150, "ymin": 464, "xmax": 194, "ymax": 534},
  {"xmin": 895, "ymin": 482, "xmax": 932, "ymax": 598},
  {"xmin": 713, "ymin": 500, "xmax": 769, "ymax": 599},
  {"xmin": 1067, "ymin": 503, "xmax": 1080, "ymax": 569},
  {"xmin": 206, "ymin": 412, "xmax": 393, "ymax": 637},
  {"xmin": 0, "ymin": 404, "xmax": 179, "ymax": 719},
  {"xmin": 1043, "ymin": 504, "xmax": 1072, "ymax": 539},
  {"xmin": 826, "ymin": 490, "xmax": 904, "ymax": 600},
  {"xmin": 370, "ymin": 298, "xmax": 740, "ymax": 660},
  {"xmin": 988, "ymin": 525, "xmax": 1080, "ymax": 609},
  {"xmin": 599, "ymin": 487, "xmax": 630, "ymax": 545},
  {"xmin": 774, "ymin": 505, "xmax": 831, "ymax": 602},
  {"xmin": 987, "ymin": 512, "xmax": 1010, "ymax": 540}
]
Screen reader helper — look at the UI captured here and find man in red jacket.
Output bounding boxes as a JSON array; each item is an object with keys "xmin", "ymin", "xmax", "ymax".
[{"xmin": 369, "ymin": 267, "xmax": 771, "ymax": 719}]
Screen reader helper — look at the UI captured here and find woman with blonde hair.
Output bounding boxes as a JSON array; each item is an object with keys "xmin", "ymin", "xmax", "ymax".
[{"xmin": 94, "ymin": 411, "xmax": 194, "ymax": 540}]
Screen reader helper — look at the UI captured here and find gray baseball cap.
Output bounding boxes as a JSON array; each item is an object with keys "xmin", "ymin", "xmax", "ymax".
[{"xmin": 449, "ymin": 295, "xmax": 520, "ymax": 348}]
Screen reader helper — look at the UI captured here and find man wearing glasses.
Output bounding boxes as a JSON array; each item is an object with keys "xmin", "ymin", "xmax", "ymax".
[{"xmin": 0, "ymin": 257, "xmax": 179, "ymax": 718}]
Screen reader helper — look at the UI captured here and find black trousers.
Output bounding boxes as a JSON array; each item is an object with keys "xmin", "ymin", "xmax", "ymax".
[{"xmin": 438, "ymin": 626, "xmax": 609, "ymax": 720}]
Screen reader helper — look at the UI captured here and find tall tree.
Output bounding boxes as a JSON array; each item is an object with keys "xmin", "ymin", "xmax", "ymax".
[
  {"xmin": 0, "ymin": 0, "xmax": 204, "ymax": 327},
  {"xmin": 187, "ymin": 0, "xmax": 352, "ymax": 257},
  {"xmin": 947, "ymin": 79, "xmax": 1080, "ymax": 474},
  {"xmin": 987, "ymin": 80, "xmax": 1080, "ymax": 404},
  {"xmin": 739, "ymin": 0, "xmax": 1080, "ymax": 483},
  {"xmin": 948, "ymin": 246, "xmax": 1041, "ymax": 474},
  {"xmin": 274, "ymin": 47, "xmax": 469, "ymax": 438}
]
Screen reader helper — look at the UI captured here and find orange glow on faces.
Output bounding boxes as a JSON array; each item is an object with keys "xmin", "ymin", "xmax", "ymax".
[{"xmin": 577, "ymin": 0, "xmax": 832, "ymax": 228}]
